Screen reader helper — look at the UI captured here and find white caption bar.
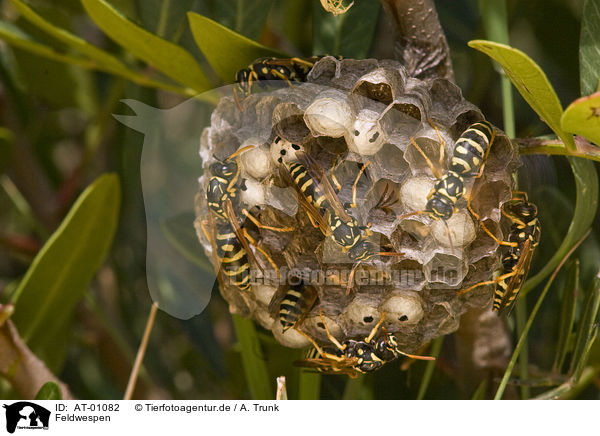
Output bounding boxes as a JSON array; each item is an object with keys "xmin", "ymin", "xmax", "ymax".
[{"xmin": 0, "ymin": 400, "xmax": 593, "ymax": 435}]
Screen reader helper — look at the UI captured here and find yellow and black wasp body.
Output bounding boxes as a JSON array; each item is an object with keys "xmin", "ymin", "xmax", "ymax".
[
  {"xmin": 206, "ymin": 159, "xmax": 241, "ymax": 221},
  {"xmin": 235, "ymin": 57, "xmax": 313, "ymax": 97},
  {"xmin": 492, "ymin": 196, "xmax": 541, "ymax": 313},
  {"xmin": 449, "ymin": 121, "xmax": 495, "ymax": 177},
  {"xmin": 295, "ymin": 312, "xmax": 433, "ymax": 377},
  {"xmin": 204, "ymin": 146, "xmax": 290, "ymax": 292},
  {"xmin": 424, "ymin": 121, "xmax": 495, "ymax": 221},
  {"xmin": 214, "ymin": 220, "xmax": 251, "ymax": 292},
  {"xmin": 278, "ymin": 283, "xmax": 318, "ymax": 332}
]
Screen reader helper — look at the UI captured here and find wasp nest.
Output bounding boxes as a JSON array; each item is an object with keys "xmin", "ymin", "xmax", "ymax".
[{"xmin": 194, "ymin": 57, "xmax": 519, "ymax": 353}]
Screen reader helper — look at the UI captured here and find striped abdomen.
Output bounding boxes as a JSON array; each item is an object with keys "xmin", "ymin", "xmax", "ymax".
[
  {"xmin": 492, "ymin": 199, "xmax": 541, "ymax": 311},
  {"xmin": 450, "ymin": 121, "xmax": 494, "ymax": 177},
  {"xmin": 287, "ymin": 161, "xmax": 330, "ymax": 211},
  {"xmin": 278, "ymin": 284, "xmax": 317, "ymax": 331},
  {"xmin": 215, "ymin": 221, "xmax": 250, "ymax": 292}
]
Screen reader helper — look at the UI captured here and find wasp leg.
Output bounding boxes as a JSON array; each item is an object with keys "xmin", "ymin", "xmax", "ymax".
[
  {"xmin": 330, "ymin": 154, "xmax": 343, "ymax": 192},
  {"xmin": 241, "ymin": 209, "xmax": 294, "ymax": 232},
  {"xmin": 428, "ymin": 119, "xmax": 446, "ymax": 171},
  {"xmin": 456, "ymin": 270, "xmax": 516, "ymax": 296},
  {"xmin": 467, "ymin": 200, "xmax": 518, "ymax": 248},
  {"xmin": 365, "ymin": 312, "xmax": 386, "ymax": 342},
  {"xmin": 296, "ymin": 328, "xmax": 345, "ymax": 362},
  {"xmin": 319, "ymin": 309, "xmax": 346, "ymax": 352},
  {"xmin": 409, "ymin": 137, "xmax": 443, "ymax": 179},
  {"xmin": 349, "ymin": 161, "xmax": 371, "ymax": 209},
  {"xmin": 243, "ymin": 230, "xmax": 280, "ymax": 277},
  {"xmin": 233, "ymin": 87, "xmax": 244, "ymax": 112},
  {"xmin": 270, "ymin": 69, "xmax": 294, "ymax": 87}
]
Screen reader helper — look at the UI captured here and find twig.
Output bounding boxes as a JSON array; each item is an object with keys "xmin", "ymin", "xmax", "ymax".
[
  {"xmin": 124, "ymin": 302, "xmax": 159, "ymax": 400},
  {"xmin": 380, "ymin": 0, "xmax": 454, "ymax": 82}
]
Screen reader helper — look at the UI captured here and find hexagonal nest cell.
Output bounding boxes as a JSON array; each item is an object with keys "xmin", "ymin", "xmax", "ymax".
[{"xmin": 194, "ymin": 56, "xmax": 519, "ymax": 355}]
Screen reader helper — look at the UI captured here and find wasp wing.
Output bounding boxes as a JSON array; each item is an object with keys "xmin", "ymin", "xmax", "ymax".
[
  {"xmin": 223, "ymin": 198, "xmax": 264, "ymax": 275},
  {"xmin": 497, "ymin": 238, "xmax": 538, "ymax": 315},
  {"xmin": 278, "ymin": 165, "xmax": 329, "ymax": 235},
  {"xmin": 296, "ymin": 151, "xmax": 352, "ymax": 222}
]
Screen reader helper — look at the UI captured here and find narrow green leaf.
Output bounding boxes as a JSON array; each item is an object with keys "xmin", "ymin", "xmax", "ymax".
[
  {"xmin": 135, "ymin": 0, "xmax": 194, "ymax": 40},
  {"xmin": 312, "ymin": 0, "xmax": 379, "ymax": 58},
  {"xmin": 161, "ymin": 211, "xmax": 212, "ymax": 273},
  {"xmin": 187, "ymin": 12, "xmax": 284, "ymax": 82},
  {"xmin": 0, "ymin": 21, "xmax": 96, "ymax": 68},
  {"xmin": 416, "ymin": 336, "xmax": 444, "ymax": 400},
  {"xmin": 11, "ymin": 174, "xmax": 121, "ymax": 366},
  {"xmin": 9, "ymin": 0, "xmax": 127, "ymax": 72},
  {"xmin": 570, "ymin": 272, "xmax": 600, "ymax": 379},
  {"xmin": 521, "ymin": 158, "xmax": 599, "ymax": 297},
  {"xmin": 34, "ymin": 381, "xmax": 62, "ymax": 400},
  {"xmin": 553, "ymin": 260, "xmax": 579, "ymax": 373},
  {"xmin": 231, "ymin": 315, "xmax": 272, "ymax": 400},
  {"xmin": 0, "ymin": 21, "xmax": 194, "ymax": 95},
  {"xmin": 81, "ymin": 0, "xmax": 211, "ymax": 92},
  {"xmin": 561, "ymin": 91, "xmax": 600, "ymax": 146},
  {"xmin": 342, "ymin": 376, "xmax": 364, "ymax": 400},
  {"xmin": 468, "ymin": 40, "xmax": 575, "ymax": 150},
  {"xmin": 580, "ymin": 0, "xmax": 600, "ymax": 96},
  {"xmin": 214, "ymin": 0, "xmax": 274, "ymax": 40},
  {"xmin": 297, "ymin": 370, "xmax": 321, "ymax": 400}
]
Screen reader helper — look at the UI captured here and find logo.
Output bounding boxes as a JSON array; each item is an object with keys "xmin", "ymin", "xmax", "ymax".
[{"xmin": 3, "ymin": 402, "xmax": 50, "ymax": 433}]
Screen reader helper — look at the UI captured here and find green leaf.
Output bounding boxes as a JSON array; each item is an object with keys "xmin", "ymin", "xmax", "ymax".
[
  {"xmin": 161, "ymin": 211, "xmax": 213, "ymax": 273},
  {"xmin": 297, "ymin": 370, "xmax": 321, "ymax": 400},
  {"xmin": 187, "ymin": 12, "xmax": 284, "ymax": 82},
  {"xmin": 231, "ymin": 315, "xmax": 272, "ymax": 399},
  {"xmin": 214, "ymin": 0, "xmax": 274, "ymax": 40},
  {"xmin": 34, "ymin": 381, "xmax": 62, "ymax": 400},
  {"xmin": 9, "ymin": 0, "xmax": 127, "ymax": 72},
  {"xmin": 570, "ymin": 273, "xmax": 600, "ymax": 379},
  {"xmin": 11, "ymin": 174, "xmax": 121, "ymax": 368},
  {"xmin": 81, "ymin": 0, "xmax": 211, "ymax": 92},
  {"xmin": 468, "ymin": 40, "xmax": 575, "ymax": 150},
  {"xmin": 561, "ymin": 91, "xmax": 600, "ymax": 146},
  {"xmin": 136, "ymin": 0, "xmax": 194, "ymax": 40},
  {"xmin": 522, "ymin": 158, "xmax": 599, "ymax": 296},
  {"xmin": 580, "ymin": 0, "xmax": 600, "ymax": 96},
  {"xmin": 312, "ymin": 0, "xmax": 379, "ymax": 58},
  {"xmin": 553, "ymin": 260, "xmax": 579, "ymax": 373},
  {"xmin": 0, "ymin": 21, "xmax": 192, "ymax": 95}
]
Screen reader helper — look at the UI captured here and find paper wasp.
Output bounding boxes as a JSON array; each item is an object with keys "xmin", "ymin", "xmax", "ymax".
[
  {"xmin": 401, "ymin": 120, "xmax": 497, "ymax": 250},
  {"xmin": 234, "ymin": 56, "xmax": 335, "ymax": 110},
  {"xmin": 202, "ymin": 145, "xmax": 292, "ymax": 292},
  {"xmin": 458, "ymin": 192, "xmax": 541, "ymax": 314},
  {"xmin": 276, "ymin": 282, "xmax": 319, "ymax": 332},
  {"xmin": 295, "ymin": 311, "xmax": 434, "ymax": 377},
  {"xmin": 276, "ymin": 137, "xmax": 402, "ymax": 293}
]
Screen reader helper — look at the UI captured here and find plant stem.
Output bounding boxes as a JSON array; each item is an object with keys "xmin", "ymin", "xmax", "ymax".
[
  {"xmin": 124, "ymin": 302, "xmax": 159, "ymax": 400},
  {"xmin": 416, "ymin": 336, "xmax": 444, "ymax": 400}
]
